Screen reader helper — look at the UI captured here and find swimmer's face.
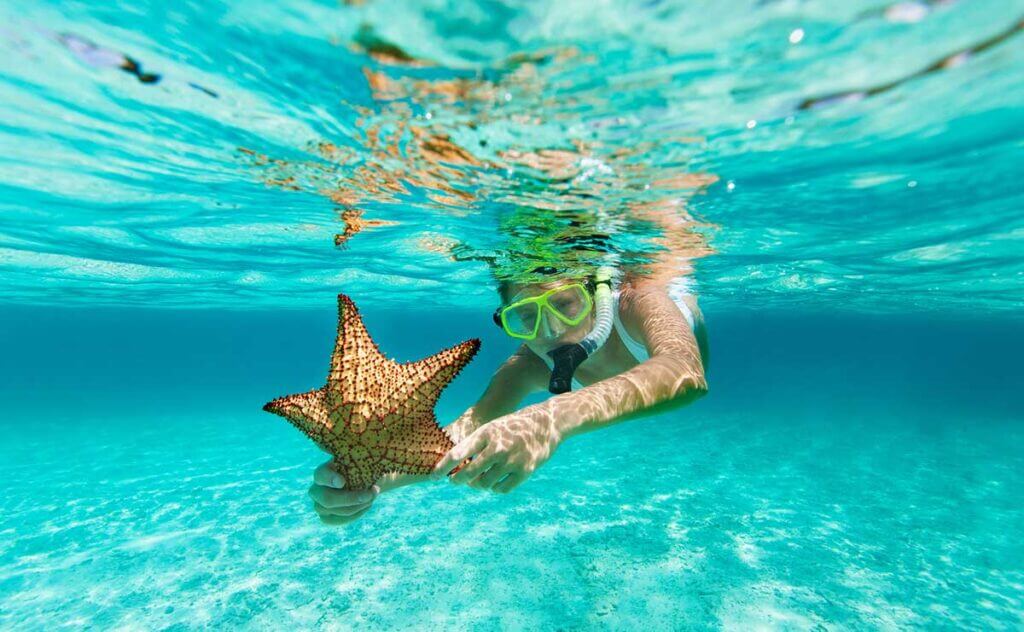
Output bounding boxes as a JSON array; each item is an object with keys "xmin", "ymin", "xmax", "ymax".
[{"xmin": 501, "ymin": 280, "xmax": 594, "ymax": 356}]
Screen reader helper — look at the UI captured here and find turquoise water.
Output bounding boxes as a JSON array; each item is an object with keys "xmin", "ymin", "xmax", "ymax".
[
  {"xmin": 2, "ymin": 0, "xmax": 1023, "ymax": 629},
  {"xmin": 2, "ymin": 308, "xmax": 1022, "ymax": 628}
]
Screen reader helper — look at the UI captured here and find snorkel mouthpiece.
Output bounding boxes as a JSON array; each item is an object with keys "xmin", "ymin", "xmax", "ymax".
[
  {"xmin": 547, "ymin": 343, "xmax": 589, "ymax": 394},
  {"xmin": 546, "ymin": 266, "xmax": 616, "ymax": 394}
]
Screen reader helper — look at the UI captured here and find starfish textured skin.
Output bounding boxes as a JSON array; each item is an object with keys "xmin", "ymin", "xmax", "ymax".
[{"xmin": 263, "ymin": 293, "xmax": 480, "ymax": 491}]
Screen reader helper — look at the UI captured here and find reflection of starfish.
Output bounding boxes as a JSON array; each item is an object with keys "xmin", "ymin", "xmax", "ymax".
[{"xmin": 263, "ymin": 294, "xmax": 480, "ymax": 491}]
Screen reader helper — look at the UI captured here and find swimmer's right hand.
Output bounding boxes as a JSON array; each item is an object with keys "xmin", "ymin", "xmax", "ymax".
[{"xmin": 308, "ymin": 460, "xmax": 379, "ymax": 525}]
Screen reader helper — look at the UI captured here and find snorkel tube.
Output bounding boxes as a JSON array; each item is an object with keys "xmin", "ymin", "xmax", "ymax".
[{"xmin": 547, "ymin": 266, "xmax": 616, "ymax": 394}]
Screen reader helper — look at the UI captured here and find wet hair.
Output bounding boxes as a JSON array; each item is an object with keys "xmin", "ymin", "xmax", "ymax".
[
  {"xmin": 497, "ymin": 265, "xmax": 555, "ymax": 302},
  {"xmin": 496, "ymin": 266, "xmax": 597, "ymax": 304}
]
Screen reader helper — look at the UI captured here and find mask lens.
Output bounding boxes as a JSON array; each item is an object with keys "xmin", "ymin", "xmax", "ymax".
[
  {"xmin": 548, "ymin": 285, "xmax": 588, "ymax": 321},
  {"xmin": 503, "ymin": 301, "xmax": 540, "ymax": 337}
]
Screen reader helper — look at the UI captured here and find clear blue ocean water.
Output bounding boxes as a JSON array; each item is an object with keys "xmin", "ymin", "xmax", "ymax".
[{"xmin": 1, "ymin": 0, "xmax": 1023, "ymax": 629}]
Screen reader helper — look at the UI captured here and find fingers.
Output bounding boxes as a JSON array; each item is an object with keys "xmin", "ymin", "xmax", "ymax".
[
  {"xmin": 310, "ymin": 461, "xmax": 378, "ymax": 525},
  {"xmin": 314, "ymin": 501, "xmax": 372, "ymax": 525},
  {"xmin": 470, "ymin": 463, "xmax": 510, "ymax": 490},
  {"xmin": 313, "ymin": 460, "xmax": 344, "ymax": 488},
  {"xmin": 446, "ymin": 456, "xmax": 473, "ymax": 478},
  {"xmin": 308, "ymin": 483, "xmax": 378, "ymax": 514},
  {"xmin": 492, "ymin": 473, "xmax": 524, "ymax": 494},
  {"xmin": 434, "ymin": 431, "xmax": 489, "ymax": 477},
  {"xmin": 449, "ymin": 446, "xmax": 501, "ymax": 485}
]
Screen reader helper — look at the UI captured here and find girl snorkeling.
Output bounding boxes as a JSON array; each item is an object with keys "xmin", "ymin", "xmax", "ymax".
[{"xmin": 307, "ymin": 265, "xmax": 710, "ymax": 525}]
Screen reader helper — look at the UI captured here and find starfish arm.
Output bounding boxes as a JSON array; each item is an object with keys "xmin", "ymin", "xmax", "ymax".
[
  {"xmin": 397, "ymin": 338, "xmax": 480, "ymax": 415},
  {"xmin": 327, "ymin": 293, "xmax": 400, "ymax": 405},
  {"xmin": 333, "ymin": 458, "xmax": 385, "ymax": 492},
  {"xmin": 380, "ymin": 443, "xmax": 452, "ymax": 476},
  {"xmin": 263, "ymin": 388, "xmax": 335, "ymax": 452},
  {"xmin": 378, "ymin": 412, "xmax": 454, "ymax": 475}
]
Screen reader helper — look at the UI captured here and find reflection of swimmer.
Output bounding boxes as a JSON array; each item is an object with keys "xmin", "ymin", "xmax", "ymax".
[
  {"xmin": 58, "ymin": 32, "xmax": 161, "ymax": 83},
  {"xmin": 799, "ymin": 16, "xmax": 1023, "ymax": 110},
  {"xmin": 308, "ymin": 262, "xmax": 711, "ymax": 523},
  {"xmin": 55, "ymin": 31, "xmax": 218, "ymax": 97}
]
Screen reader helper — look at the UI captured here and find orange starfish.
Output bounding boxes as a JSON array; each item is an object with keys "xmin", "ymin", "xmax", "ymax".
[{"xmin": 263, "ymin": 294, "xmax": 480, "ymax": 491}]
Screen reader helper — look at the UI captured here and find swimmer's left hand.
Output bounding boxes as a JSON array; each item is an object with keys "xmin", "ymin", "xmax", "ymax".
[{"xmin": 433, "ymin": 407, "xmax": 561, "ymax": 494}]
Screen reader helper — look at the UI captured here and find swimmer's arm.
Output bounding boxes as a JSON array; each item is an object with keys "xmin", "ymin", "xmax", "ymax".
[
  {"xmin": 377, "ymin": 345, "xmax": 547, "ymax": 491},
  {"xmin": 445, "ymin": 345, "xmax": 548, "ymax": 442},
  {"xmin": 435, "ymin": 287, "xmax": 707, "ymax": 491},
  {"xmin": 444, "ymin": 342, "xmax": 552, "ymax": 440},
  {"xmin": 546, "ymin": 287, "xmax": 708, "ymax": 441}
]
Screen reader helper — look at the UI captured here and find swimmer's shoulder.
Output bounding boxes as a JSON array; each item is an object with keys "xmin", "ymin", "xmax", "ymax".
[
  {"xmin": 618, "ymin": 280, "xmax": 709, "ymax": 367},
  {"xmin": 614, "ymin": 282, "xmax": 682, "ymax": 342}
]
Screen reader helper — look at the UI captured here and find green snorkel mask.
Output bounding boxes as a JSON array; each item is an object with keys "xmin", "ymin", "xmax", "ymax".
[{"xmin": 492, "ymin": 282, "xmax": 594, "ymax": 340}]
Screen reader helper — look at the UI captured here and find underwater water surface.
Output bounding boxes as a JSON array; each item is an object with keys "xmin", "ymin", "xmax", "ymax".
[{"xmin": 1, "ymin": 0, "xmax": 1023, "ymax": 629}]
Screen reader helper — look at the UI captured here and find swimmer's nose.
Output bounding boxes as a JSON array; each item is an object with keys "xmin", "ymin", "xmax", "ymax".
[{"xmin": 540, "ymin": 311, "xmax": 566, "ymax": 339}]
